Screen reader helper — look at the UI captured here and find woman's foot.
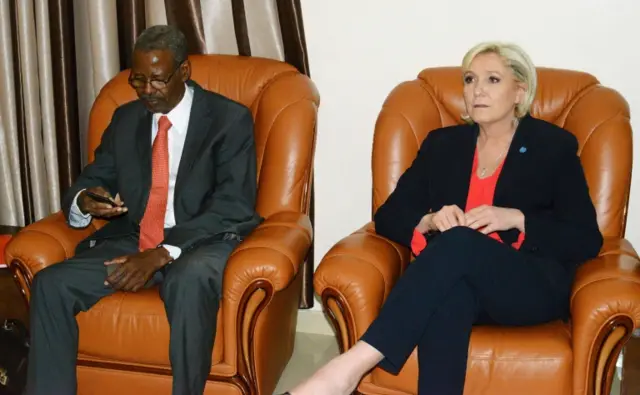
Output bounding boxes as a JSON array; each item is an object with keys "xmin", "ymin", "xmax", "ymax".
[{"xmin": 287, "ymin": 341, "xmax": 383, "ymax": 395}]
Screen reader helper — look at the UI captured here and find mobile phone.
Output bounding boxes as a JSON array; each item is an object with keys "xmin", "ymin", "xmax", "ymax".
[{"xmin": 85, "ymin": 191, "xmax": 116, "ymax": 206}]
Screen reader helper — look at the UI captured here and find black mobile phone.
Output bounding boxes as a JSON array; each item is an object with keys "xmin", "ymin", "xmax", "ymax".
[{"xmin": 85, "ymin": 191, "xmax": 116, "ymax": 206}]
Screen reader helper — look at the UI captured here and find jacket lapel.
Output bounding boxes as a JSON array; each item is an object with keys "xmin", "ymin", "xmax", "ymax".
[
  {"xmin": 175, "ymin": 82, "xmax": 216, "ymax": 193},
  {"xmin": 449, "ymin": 125, "xmax": 478, "ymax": 211},
  {"xmin": 493, "ymin": 115, "xmax": 533, "ymax": 244},
  {"xmin": 494, "ymin": 114, "xmax": 532, "ymax": 204},
  {"xmin": 135, "ymin": 111, "xmax": 153, "ymax": 219}
]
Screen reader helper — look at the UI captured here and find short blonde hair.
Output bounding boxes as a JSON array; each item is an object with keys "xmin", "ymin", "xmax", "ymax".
[{"xmin": 462, "ymin": 42, "xmax": 537, "ymax": 118}]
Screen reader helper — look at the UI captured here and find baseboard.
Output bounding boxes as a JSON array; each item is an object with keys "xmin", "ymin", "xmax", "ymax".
[{"xmin": 296, "ymin": 309, "xmax": 336, "ymax": 336}]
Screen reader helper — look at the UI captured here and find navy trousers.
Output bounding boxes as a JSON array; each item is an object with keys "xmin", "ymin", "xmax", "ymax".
[{"xmin": 361, "ymin": 227, "xmax": 572, "ymax": 395}]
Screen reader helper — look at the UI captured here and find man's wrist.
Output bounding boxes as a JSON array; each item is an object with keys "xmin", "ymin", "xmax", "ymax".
[
  {"xmin": 75, "ymin": 190, "xmax": 89, "ymax": 215},
  {"xmin": 154, "ymin": 246, "xmax": 173, "ymax": 268}
]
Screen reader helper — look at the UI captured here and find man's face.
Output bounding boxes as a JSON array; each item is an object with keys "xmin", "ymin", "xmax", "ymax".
[{"xmin": 129, "ymin": 49, "xmax": 190, "ymax": 114}]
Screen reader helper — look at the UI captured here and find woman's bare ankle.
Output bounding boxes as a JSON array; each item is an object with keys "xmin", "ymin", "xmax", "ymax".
[
  {"xmin": 286, "ymin": 340, "xmax": 384, "ymax": 395},
  {"xmin": 347, "ymin": 341, "xmax": 384, "ymax": 372}
]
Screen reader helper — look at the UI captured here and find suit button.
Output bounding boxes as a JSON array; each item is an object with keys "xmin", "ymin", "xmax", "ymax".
[{"xmin": 531, "ymin": 246, "xmax": 539, "ymax": 252}]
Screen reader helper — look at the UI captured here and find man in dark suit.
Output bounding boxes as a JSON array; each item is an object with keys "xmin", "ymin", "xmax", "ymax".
[{"xmin": 26, "ymin": 25, "xmax": 262, "ymax": 395}]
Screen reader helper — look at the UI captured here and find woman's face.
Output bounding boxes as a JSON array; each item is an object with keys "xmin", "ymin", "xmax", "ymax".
[{"xmin": 463, "ymin": 52, "xmax": 525, "ymax": 126}]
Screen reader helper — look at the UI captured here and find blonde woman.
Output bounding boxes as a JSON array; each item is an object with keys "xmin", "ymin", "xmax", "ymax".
[{"xmin": 283, "ymin": 42, "xmax": 602, "ymax": 395}]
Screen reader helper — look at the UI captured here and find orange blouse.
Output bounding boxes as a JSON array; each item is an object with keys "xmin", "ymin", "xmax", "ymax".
[{"xmin": 411, "ymin": 148, "xmax": 525, "ymax": 255}]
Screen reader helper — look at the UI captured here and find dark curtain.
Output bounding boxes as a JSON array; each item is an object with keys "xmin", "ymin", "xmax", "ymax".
[
  {"xmin": 163, "ymin": 0, "xmax": 207, "ymax": 55},
  {"xmin": 277, "ymin": 0, "xmax": 310, "ymax": 76},
  {"xmin": 49, "ymin": 0, "xmax": 81, "ymax": 203},
  {"xmin": 9, "ymin": 0, "xmax": 33, "ymax": 225},
  {"xmin": 116, "ymin": 0, "xmax": 148, "ymax": 70}
]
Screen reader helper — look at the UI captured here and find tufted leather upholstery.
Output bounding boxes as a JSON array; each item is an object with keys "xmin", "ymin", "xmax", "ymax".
[
  {"xmin": 314, "ymin": 67, "xmax": 640, "ymax": 395},
  {"xmin": 6, "ymin": 54, "xmax": 319, "ymax": 395}
]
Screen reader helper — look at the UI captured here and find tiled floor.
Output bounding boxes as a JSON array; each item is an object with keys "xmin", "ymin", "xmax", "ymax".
[
  {"xmin": 274, "ymin": 332, "xmax": 340, "ymax": 394},
  {"xmin": 274, "ymin": 332, "xmax": 623, "ymax": 395},
  {"xmin": 613, "ymin": 369, "xmax": 622, "ymax": 395}
]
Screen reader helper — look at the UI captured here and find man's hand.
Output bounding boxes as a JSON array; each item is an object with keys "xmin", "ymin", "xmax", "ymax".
[
  {"xmin": 78, "ymin": 186, "xmax": 127, "ymax": 218},
  {"xmin": 465, "ymin": 205, "xmax": 525, "ymax": 234},
  {"xmin": 104, "ymin": 248, "xmax": 172, "ymax": 292}
]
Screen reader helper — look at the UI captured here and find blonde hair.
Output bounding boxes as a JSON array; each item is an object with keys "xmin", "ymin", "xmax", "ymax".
[{"xmin": 462, "ymin": 41, "xmax": 537, "ymax": 119}]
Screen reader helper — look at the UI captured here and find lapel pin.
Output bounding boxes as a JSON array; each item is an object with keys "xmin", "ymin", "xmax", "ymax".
[{"xmin": 519, "ymin": 146, "xmax": 527, "ymax": 153}]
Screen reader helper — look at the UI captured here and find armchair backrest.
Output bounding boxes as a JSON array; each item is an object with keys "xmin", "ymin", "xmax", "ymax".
[
  {"xmin": 88, "ymin": 54, "xmax": 319, "ymax": 218},
  {"xmin": 372, "ymin": 67, "xmax": 632, "ymax": 238}
]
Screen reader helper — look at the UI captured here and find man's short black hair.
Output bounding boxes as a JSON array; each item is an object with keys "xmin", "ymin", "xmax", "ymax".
[{"xmin": 134, "ymin": 25, "xmax": 188, "ymax": 67}]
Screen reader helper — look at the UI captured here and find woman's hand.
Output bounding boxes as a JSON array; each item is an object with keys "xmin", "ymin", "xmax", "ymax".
[
  {"xmin": 465, "ymin": 205, "xmax": 525, "ymax": 234},
  {"xmin": 417, "ymin": 205, "xmax": 466, "ymax": 233}
]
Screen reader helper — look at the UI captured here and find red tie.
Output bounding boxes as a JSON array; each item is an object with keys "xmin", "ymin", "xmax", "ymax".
[{"xmin": 139, "ymin": 115, "xmax": 171, "ymax": 251}]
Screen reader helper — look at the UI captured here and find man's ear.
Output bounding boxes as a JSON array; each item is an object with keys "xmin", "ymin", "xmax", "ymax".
[{"xmin": 181, "ymin": 60, "xmax": 192, "ymax": 82}]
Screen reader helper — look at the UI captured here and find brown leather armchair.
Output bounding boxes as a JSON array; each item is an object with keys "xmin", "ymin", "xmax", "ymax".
[
  {"xmin": 314, "ymin": 67, "xmax": 640, "ymax": 395},
  {"xmin": 5, "ymin": 55, "xmax": 319, "ymax": 395}
]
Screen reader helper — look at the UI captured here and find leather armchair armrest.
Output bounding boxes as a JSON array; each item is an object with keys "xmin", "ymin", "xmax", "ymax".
[
  {"xmin": 223, "ymin": 211, "xmax": 312, "ymax": 297},
  {"xmin": 6, "ymin": 211, "xmax": 98, "ymax": 274},
  {"xmin": 570, "ymin": 237, "xmax": 640, "ymax": 394},
  {"xmin": 313, "ymin": 222, "xmax": 411, "ymax": 345},
  {"xmin": 220, "ymin": 211, "xmax": 312, "ymax": 363},
  {"xmin": 5, "ymin": 211, "xmax": 98, "ymax": 299}
]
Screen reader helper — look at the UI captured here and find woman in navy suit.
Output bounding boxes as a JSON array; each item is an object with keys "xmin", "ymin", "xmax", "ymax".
[{"xmin": 286, "ymin": 42, "xmax": 603, "ymax": 395}]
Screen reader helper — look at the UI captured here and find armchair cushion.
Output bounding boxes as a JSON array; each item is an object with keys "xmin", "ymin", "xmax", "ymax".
[
  {"xmin": 76, "ymin": 289, "xmax": 225, "ymax": 370},
  {"xmin": 368, "ymin": 322, "xmax": 572, "ymax": 395}
]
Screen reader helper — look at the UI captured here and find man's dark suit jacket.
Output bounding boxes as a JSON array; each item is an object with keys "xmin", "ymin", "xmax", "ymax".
[
  {"xmin": 374, "ymin": 114, "xmax": 603, "ymax": 270},
  {"xmin": 63, "ymin": 80, "xmax": 263, "ymax": 253}
]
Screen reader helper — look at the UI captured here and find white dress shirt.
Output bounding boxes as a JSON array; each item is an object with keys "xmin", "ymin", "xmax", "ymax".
[{"xmin": 68, "ymin": 84, "xmax": 195, "ymax": 260}]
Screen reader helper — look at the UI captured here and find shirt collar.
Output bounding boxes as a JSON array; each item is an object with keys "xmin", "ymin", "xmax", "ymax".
[{"xmin": 153, "ymin": 83, "xmax": 194, "ymax": 135}]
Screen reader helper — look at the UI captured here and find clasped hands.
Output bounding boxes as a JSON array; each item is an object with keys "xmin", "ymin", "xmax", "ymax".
[
  {"xmin": 103, "ymin": 247, "xmax": 172, "ymax": 292},
  {"xmin": 76, "ymin": 187, "xmax": 152, "ymax": 291},
  {"xmin": 416, "ymin": 204, "xmax": 525, "ymax": 234},
  {"xmin": 77, "ymin": 188, "xmax": 171, "ymax": 292}
]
